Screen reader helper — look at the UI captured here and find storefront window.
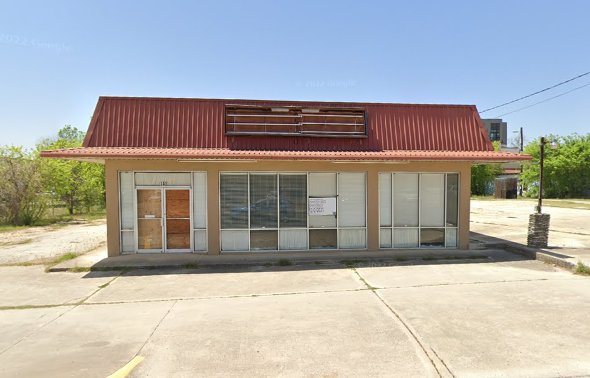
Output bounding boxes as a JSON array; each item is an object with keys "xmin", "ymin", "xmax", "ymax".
[
  {"xmin": 220, "ymin": 172, "xmax": 366, "ymax": 252},
  {"xmin": 379, "ymin": 172, "xmax": 459, "ymax": 249}
]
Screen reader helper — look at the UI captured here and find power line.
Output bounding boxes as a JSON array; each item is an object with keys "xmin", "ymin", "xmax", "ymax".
[
  {"xmin": 480, "ymin": 71, "xmax": 590, "ymax": 113},
  {"xmin": 491, "ymin": 82, "xmax": 590, "ymax": 118}
]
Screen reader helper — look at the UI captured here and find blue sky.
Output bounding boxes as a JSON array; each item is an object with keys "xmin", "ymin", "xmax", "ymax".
[{"xmin": 1, "ymin": 0, "xmax": 589, "ymax": 149}]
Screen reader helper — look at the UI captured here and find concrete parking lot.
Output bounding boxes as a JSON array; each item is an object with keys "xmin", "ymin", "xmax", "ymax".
[{"xmin": 1, "ymin": 250, "xmax": 590, "ymax": 378}]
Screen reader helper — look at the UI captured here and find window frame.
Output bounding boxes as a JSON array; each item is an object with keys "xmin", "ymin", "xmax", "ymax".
[
  {"xmin": 219, "ymin": 171, "xmax": 368, "ymax": 252},
  {"xmin": 378, "ymin": 172, "xmax": 460, "ymax": 249}
]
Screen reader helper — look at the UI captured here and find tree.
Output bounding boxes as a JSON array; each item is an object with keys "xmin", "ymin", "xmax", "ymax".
[
  {"xmin": 522, "ymin": 134, "xmax": 590, "ymax": 198},
  {"xmin": 0, "ymin": 146, "xmax": 47, "ymax": 225},
  {"xmin": 471, "ymin": 141, "xmax": 503, "ymax": 196},
  {"xmin": 37, "ymin": 125, "xmax": 105, "ymax": 214}
]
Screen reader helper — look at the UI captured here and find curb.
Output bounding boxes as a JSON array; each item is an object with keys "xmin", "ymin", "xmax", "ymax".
[{"xmin": 478, "ymin": 240, "xmax": 577, "ymax": 272}]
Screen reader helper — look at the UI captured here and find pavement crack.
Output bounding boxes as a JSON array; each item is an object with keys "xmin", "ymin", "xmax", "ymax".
[
  {"xmin": 431, "ymin": 348, "xmax": 456, "ymax": 378},
  {"xmin": 377, "ymin": 277, "xmax": 552, "ymax": 291},
  {"xmin": 350, "ymin": 267, "xmax": 445, "ymax": 378},
  {"xmin": 79, "ymin": 273, "xmax": 123, "ymax": 304},
  {"xmin": 0, "ymin": 305, "xmax": 76, "ymax": 356},
  {"xmin": 137, "ymin": 300, "xmax": 177, "ymax": 356}
]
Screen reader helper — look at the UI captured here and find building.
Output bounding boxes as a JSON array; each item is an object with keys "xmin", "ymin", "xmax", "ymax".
[
  {"xmin": 481, "ymin": 119, "xmax": 508, "ymax": 147},
  {"xmin": 41, "ymin": 97, "xmax": 530, "ymax": 257}
]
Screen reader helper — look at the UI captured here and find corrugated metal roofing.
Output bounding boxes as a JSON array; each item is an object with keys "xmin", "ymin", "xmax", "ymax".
[
  {"xmin": 41, "ymin": 147, "xmax": 531, "ymax": 162},
  {"xmin": 82, "ymin": 97, "xmax": 495, "ymax": 152}
]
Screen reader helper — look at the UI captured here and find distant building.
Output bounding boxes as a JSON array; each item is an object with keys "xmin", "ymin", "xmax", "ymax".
[{"xmin": 481, "ymin": 119, "xmax": 507, "ymax": 147}]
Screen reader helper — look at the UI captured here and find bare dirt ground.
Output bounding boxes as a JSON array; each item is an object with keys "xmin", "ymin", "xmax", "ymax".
[{"xmin": 0, "ymin": 219, "xmax": 106, "ymax": 265}]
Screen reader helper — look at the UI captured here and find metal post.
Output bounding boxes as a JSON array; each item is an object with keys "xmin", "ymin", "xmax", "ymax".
[
  {"xmin": 519, "ymin": 127, "xmax": 524, "ymax": 196},
  {"xmin": 538, "ymin": 137, "xmax": 545, "ymax": 214}
]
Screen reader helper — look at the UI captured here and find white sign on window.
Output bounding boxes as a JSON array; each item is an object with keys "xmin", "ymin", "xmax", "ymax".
[{"xmin": 309, "ymin": 197, "xmax": 337, "ymax": 216}]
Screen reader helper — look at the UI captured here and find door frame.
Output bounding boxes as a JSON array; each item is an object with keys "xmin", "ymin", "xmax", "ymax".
[{"xmin": 135, "ymin": 186, "xmax": 193, "ymax": 253}]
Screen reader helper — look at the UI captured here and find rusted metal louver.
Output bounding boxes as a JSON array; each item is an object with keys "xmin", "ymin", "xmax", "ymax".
[{"xmin": 225, "ymin": 105, "xmax": 367, "ymax": 138}]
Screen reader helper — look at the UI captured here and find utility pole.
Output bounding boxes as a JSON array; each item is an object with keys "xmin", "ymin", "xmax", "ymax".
[
  {"xmin": 519, "ymin": 127, "xmax": 523, "ymax": 196},
  {"xmin": 538, "ymin": 137, "xmax": 545, "ymax": 213}
]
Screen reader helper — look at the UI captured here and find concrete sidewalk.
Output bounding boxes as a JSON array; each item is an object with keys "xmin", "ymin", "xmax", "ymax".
[
  {"xmin": 3, "ymin": 250, "xmax": 590, "ymax": 378},
  {"xmin": 49, "ymin": 246, "xmax": 493, "ymax": 271}
]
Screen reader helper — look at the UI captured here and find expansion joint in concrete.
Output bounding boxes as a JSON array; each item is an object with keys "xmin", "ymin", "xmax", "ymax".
[{"xmin": 350, "ymin": 267, "xmax": 451, "ymax": 378}]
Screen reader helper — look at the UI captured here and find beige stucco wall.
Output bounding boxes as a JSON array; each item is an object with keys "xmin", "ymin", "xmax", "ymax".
[{"xmin": 105, "ymin": 159, "xmax": 472, "ymax": 257}]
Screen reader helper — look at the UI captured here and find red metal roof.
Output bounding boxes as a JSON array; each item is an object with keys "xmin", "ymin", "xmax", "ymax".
[
  {"xmin": 81, "ymin": 97, "xmax": 494, "ymax": 152},
  {"xmin": 40, "ymin": 96, "xmax": 532, "ymax": 162},
  {"xmin": 41, "ymin": 147, "xmax": 530, "ymax": 162}
]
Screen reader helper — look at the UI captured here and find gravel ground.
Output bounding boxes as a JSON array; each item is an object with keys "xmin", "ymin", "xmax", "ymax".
[{"xmin": 0, "ymin": 220, "xmax": 106, "ymax": 265}]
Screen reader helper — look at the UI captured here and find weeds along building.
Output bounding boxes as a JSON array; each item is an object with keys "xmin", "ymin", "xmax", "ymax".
[{"xmin": 41, "ymin": 97, "xmax": 530, "ymax": 256}]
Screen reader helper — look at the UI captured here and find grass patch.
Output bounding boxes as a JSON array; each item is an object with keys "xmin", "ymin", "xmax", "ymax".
[
  {"xmin": 423, "ymin": 254, "xmax": 488, "ymax": 262},
  {"xmin": 65, "ymin": 266, "xmax": 132, "ymax": 273},
  {"xmin": 69, "ymin": 267, "xmax": 91, "ymax": 273},
  {"xmin": 575, "ymin": 262, "xmax": 590, "ymax": 276},
  {"xmin": 51, "ymin": 252, "xmax": 80, "ymax": 265},
  {"xmin": 340, "ymin": 259, "xmax": 364, "ymax": 267},
  {"xmin": 0, "ymin": 238, "xmax": 33, "ymax": 247},
  {"xmin": 421, "ymin": 256, "xmax": 438, "ymax": 261},
  {"xmin": 314, "ymin": 261, "xmax": 325, "ymax": 265},
  {"xmin": 0, "ymin": 210, "xmax": 106, "ymax": 234},
  {"xmin": 471, "ymin": 197, "xmax": 590, "ymax": 210},
  {"xmin": 263, "ymin": 259, "xmax": 293, "ymax": 267},
  {"xmin": 182, "ymin": 263, "xmax": 199, "ymax": 269},
  {"xmin": 98, "ymin": 282, "xmax": 109, "ymax": 289},
  {"xmin": 276, "ymin": 258, "xmax": 292, "ymax": 266},
  {"xmin": 395, "ymin": 257, "xmax": 408, "ymax": 262}
]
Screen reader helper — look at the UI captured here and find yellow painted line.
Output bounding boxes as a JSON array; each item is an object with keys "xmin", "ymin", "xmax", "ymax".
[{"xmin": 105, "ymin": 356, "xmax": 144, "ymax": 378}]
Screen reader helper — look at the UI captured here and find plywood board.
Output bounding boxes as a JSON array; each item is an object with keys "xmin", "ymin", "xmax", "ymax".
[
  {"xmin": 166, "ymin": 219, "xmax": 190, "ymax": 249},
  {"xmin": 138, "ymin": 219, "xmax": 162, "ymax": 249},
  {"xmin": 137, "ymin": 190, "xmax": 162, "ymax": 218},
  {"xmin": 166, "ymin": 190, "xmax": 190, "ymax": 218}
]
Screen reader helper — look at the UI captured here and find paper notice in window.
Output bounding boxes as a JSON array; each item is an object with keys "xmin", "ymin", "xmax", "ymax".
[
  {"xmin": 145, "ymin": 215, "xmax": 156, "ymax": 218},
  {"xmin": 309, "ymin": 197, "xmax": 337, "ymax": 216}
]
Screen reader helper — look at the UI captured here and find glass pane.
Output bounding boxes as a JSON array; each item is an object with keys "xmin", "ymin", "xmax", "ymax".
[
  {"xmin": 194, "ymin": 230, "xmax": 207, "ymax": 251},
  {"xmin": 138, "ymin": 219, "xmax": 162, "ymax": 249},
  {"xmin": 446, "ymin": 173, "xmax": 459, "ymax": 227},
  {"xmin": 121, "ymin": 231, "xmax": 135, "ymax": 253},
  {"xmin": 250, "ymin": 230, "xmax": 278, "ymax": 250},
  {"xmin": 193, "ymin": 172, "xmax": 207, "ymax": 229},
  {"xmin": 393, "ymin": 228, "xmax": 419, "ymax": 248},
  {"xmin": 309, "ymin": 173, "xmax": 337, "ymax": 228},
  {"xmin": 338, "ymin": 173, "xmax": 366, "ymax": 227},
  {"xmin": 379, "ymin": 173, "xmax": 392, "ymax": 227},
  {"xmin": 279, "ymin": 229, "xmax": 307, "ymax": 250},
  {"xmin": 446, "ymin": 228, "xmax": 458, "ymax": 248},
  {"xmin": 380, "ymin": 228, "xmax": 392, "ymax": 248},
  {"xmin": 166, "ymin": 219, "xmax": 190, "ymax": 250},
  {"xmin": 220, "ymin": 174, "xmax": 248, "ymax": 229},
  {"xmin": 420, "ymin": 174, "xmax": 445, "ymax": 227},
  {"xmin": 119, "ymin": 172, "xmax": 134, "ymax": 230},
  {"xmin": 393, "ymin": 174, "xmax": 418, "ymax": 227},
  {"xmin": 309, "ymin": 229, "xmax": 337, "ymax": 249},
  {"xmin": 279, "ymin": 174, "xmax": 307, "ymax": 228},
  {"xmin": 420, "ymin": 228, "xmax": 445, "ymax": 247},
  {"xmin": 250, "ymin": 174, "xmax": 278, "ymax": 229},
  {"xmin": 221, "ymin": 230, "xmax": 249, "ymax": 251},
  {"xmin": 339, "ymin": 229, "xmax": 366, "ymax": 249}
]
